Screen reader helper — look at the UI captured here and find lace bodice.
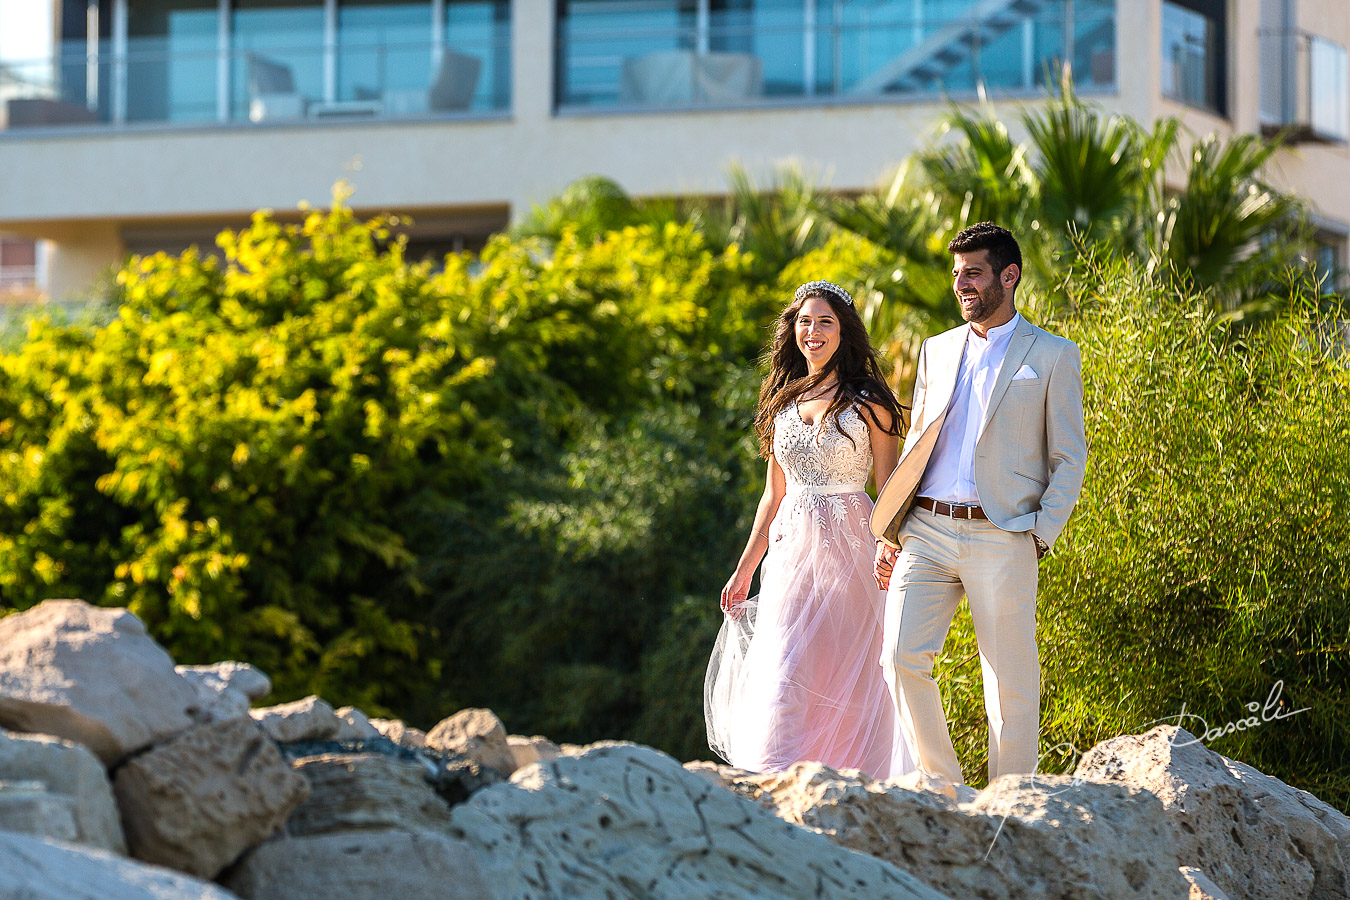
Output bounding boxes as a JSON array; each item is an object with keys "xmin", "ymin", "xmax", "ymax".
[{"xmin": 773, "ymin": 402, "xmax": 873, "ymax": 493}]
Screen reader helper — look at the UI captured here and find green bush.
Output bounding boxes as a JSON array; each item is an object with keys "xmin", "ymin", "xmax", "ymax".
[{"xmin": 0, "ymin": 198, "xmax": 770, "ymax": 734}]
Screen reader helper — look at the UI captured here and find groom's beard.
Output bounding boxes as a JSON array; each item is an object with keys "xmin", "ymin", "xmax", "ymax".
[{"xmin": 959, "ymin": 279, "xmax": 1006, "ymax": 325}]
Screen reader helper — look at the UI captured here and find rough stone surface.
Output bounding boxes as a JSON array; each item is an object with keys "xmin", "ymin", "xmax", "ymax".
[
  {"xmin": 735, "ymin": 761, "xmax": 1187, "ymax": 899},
  {"xmin": 333, "ymin": 706, "xmax": 381, "ymax": 742},
  {"xmin": 249, "ymin": 695, "xmax": 340, "ymax": 743},
  {"xmin": 287, "ymin": 753, "xmax": 453, "ymax": 836},
  {"xmin": 0, "ymin": 830, "xmax": 240, "ymax": 899},
  {"xmin": 0, "ymin": 781, "xmax": 79, "ymax": 842},
  {"xmin": 274, "ymin": 737, "xmax": 503, "ymax": 807},
  {"xmin": 1181, "ymin": 866, "xmax": 1233, "ymax": 900},
  {"xmin": 506, "ymin": 734, "xmax": 561, "ymax": 771},
  {"xmin": 0, "ymin": 727, "xmax": 126, "ymax": 852},
  {"xmin": 1077, "ymin": 726, "xmax": 1350, "ymax": 900},
  {"xmin": 175, "ymin": 663, "xmax": 268, "ymax": 725},
  {"xmin": 113, "ymin": 716, "xmax": 311, "ymax": 878},
  {"xmin": 427, "ymin": 708, "xmax": 516, "ymax": 776},
  {"xmin": 223, "ymin": 830, "xmax": 490, "ymax": 900},
  {"xmin": 177, "ymin": 661, "xmax": 271, "ymax": 701},
  {"xmin": 0, "ymin": 599, "xmax": 198, "ymax": 763},
  {"xmin": 449, "ymin": 742, "xmax": 950, "ymax": 899},
  {"xmin": 369, "ymin": 718, "xmax": 426, "ymax": 748},
  {"xmin": 890, "ymin": 770, "xmax": 979, "ymax": 804}
]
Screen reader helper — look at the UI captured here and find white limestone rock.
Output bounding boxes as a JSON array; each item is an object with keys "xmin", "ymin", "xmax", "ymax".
[
  {"xmin": 333, "ymin": 706, "xmax": 381, "ymax": 742},
  {"xmin": 369, "ymin": 718, "xmax": 427, "ymax": 748},
  {"xmin": 176, "ymin": 663, "xmax": 270, "ymax": 725},
  {"xmin": 505, "ymin": 734, "xmax": 561, "ymax": 771},
  {"xmin": 0, "ymin": 830, "xmax": 240, "ymax": 899},
  {"xmin": 287, "ymin": 753, "xmax": 452, "ymax": 836},
  {"xmin": 733, "ymin": 761, "xmax": 1188, "ymax": 899},
  {"xmin": 427, "ymin": 708, "xmax": 516, "ymax": 776},
  {"xmin": 0, "ymin": 600, "xmax": 198, "ymax": 763},
  {"xmin": 113, "ymin": 716, "xmax": 311, "ymax": 878},
  {"xmin": 1181, "ymin": 866, "xmax": 1233, "ymax": 900},
  {"xmin": 1077, "ymin": 726, "xmax": 1350, "ymax": 900},
  {"xmin": 0, "ymin": 781, "xmax": 79, "ymax": 843},
  {"xmin": 449, "ymin": 742, "xmax": 950, "ymax": 899},
  {"xmin": 0, "ymin": 728, "xmax": 126, "ymax": 852},
  {"xmin": 223, "ymin": 830, "xmax": 490, "ymax": 900},
  {"xmin": 179, "ymin": 661, "xmax": 271, "ymax": 701},
  {"xmin": 249, "ymin": 695, "xmax": 340, "ymax": 744}
]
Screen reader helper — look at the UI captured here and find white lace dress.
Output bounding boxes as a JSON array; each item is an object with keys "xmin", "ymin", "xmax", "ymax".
[{"xmin": 705, "ymin": 402, "xmax": 915, "ymax": 778}]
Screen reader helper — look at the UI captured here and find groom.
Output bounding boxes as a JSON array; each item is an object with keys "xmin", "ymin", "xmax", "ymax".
[{"xmin": 871, "ymin": 222, "xmax": 1086, "ymax": 784}]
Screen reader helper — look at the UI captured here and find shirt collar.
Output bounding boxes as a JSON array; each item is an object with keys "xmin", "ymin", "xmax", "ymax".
[{"xmin": 967, "ymin": 311, "xmax": 1021, "ymax": 346}]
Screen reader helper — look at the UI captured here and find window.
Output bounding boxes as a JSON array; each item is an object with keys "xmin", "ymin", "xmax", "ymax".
[
  {"xmin": 555, "ymin": 0, "xmax": 1116, "ymax": 109},
  {"xmin": 1309, "ymin": 36, "xmax": 1348, "ymax": 142},
  {"xmin": 1314, "ymin": 229, "xmax": 1348, "ymax": 292},
  {"xmin": 1162, "ymin": 0, "xmax": 1226, "ymax": 115}
]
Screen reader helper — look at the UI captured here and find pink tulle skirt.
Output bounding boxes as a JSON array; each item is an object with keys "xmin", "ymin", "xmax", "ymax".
[{"xmin": 705, "ymin": 487, "xmax": 915, "ymax": 779}]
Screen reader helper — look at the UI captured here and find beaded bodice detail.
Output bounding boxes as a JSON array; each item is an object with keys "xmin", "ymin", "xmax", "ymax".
[{"xmin": 774, "ymin": 402, "xmax": 873, "ymax": 492}]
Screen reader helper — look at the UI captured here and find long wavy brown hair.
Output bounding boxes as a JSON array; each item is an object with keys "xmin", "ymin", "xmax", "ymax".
[{"xmin": 754, "ymin": 287, "xmax": 905, "ymax": 458}]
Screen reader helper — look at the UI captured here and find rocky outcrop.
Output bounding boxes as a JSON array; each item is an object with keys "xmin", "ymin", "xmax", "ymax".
[
  {"xmin": 1181, "ymin": 865, "xmax": 1233, "ymax": 899},
  {"xmin": 176, "ymin": 662, "xmax": 269, "ymax": 725},
  {"xmin": 0, "ymin": 600, "xmax": 198, "ymax": 763},
  {"xmin": 0, "ymin": 781, "xmax": 78, "ymax": 843},
  {"xmin": 113, "ymin": 716, "xmax": 311, "ymax": 878},
  {"xmin": 250, "ymin": 695, "xmax": 341, "ymax": 743},
  {"xmin": 334, "ymin": 706, "xmax": 381, "ymax": 742},
  {"xmin": 449, "ymin": 742, "xmax": 950, "ymax": 899},
  {"xmin": 733, "ymin": 761, "xmax": 1188, "ymax": 899},
  {"xmin": 0, "ymin": 728, "xmax": 125, "ymax": 852},
  {"xmin": 287, "ymin": 753, "xmax": 453, "ymax": 836},
  {"xmin": 427, "ymin": 708, "xmax": 516, "ymax": 776},
  {"xmin": 1077, "ymin": 725, "xmax": 1350, "ymax": 900},
  {"xmin": 2, "ymin": 599, "xmax": 1344, "ymax": 900},
  {"xmin": 0, "ymin": 829, "xmax": 240, "ymax": 899},
  {"xmin": 506, "ymin": 734, "xmax": 562, "ymax": 771},
  {"xmin": 370, "ymin": 718, "xmax": 427, "ymax": 748},
  {"xmin": 223, "ymin": 830, "xmax": 489, "ymax": 900}
]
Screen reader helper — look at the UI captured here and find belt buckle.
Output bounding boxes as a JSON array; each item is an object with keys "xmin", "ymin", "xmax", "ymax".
[{"xmin": 949, "ymin": 502, "xmax": 972, "ymax": 520}]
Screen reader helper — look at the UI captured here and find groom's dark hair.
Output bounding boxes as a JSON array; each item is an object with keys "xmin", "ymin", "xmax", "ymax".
[{"xmin": 948, "ymin": 222, "xmax": 1022, "ymax": 288}]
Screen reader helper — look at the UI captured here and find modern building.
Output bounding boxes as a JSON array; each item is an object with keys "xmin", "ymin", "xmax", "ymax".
[{"xmin": 0, "ymin": 0, "xmax": 1345, "ymax": 300}]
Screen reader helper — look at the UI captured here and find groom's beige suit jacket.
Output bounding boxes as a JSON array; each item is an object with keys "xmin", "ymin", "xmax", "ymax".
[{"xmin": 872, "ymin": 314, "xmax": 1087, "ymax": 548}]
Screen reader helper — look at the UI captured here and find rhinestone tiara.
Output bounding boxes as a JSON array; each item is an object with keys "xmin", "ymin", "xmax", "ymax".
[{"xmin": 794, "ymin": 280, "xmax": 853, "ymax": 306}]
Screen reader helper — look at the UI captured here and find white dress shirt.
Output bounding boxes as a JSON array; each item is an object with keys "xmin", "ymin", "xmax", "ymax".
[{"xmin": 917, "ymin": 313, "xmax": 1022, "ymax": 504}]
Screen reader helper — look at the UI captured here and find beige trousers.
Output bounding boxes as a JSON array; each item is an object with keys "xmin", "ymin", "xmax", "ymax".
[{"xmin": 882, "ymin": 508, "xmax": 1040, "ymax": 784}]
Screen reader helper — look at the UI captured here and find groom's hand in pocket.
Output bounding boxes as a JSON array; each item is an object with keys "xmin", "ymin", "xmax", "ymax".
[{"xmin": 874, "ymin": 542, "xmax": 898, "ymax": 591}]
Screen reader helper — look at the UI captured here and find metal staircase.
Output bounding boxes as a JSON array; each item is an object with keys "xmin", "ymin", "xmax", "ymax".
[{"xmin": 850, "ymin": 0, "xmax": 1056, "ymax": 95}]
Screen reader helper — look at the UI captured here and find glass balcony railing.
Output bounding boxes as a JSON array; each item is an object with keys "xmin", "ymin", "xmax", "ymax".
[
  {"xmin": 556, "ymin": 0, "xmax": 1115, "ymax": 110},
  {"xmin": 0, "ymin": 35, "xmax": 509, "ymax": 131}
]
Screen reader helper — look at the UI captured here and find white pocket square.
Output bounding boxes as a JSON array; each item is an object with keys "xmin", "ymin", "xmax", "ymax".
[{"xmin": 1012, "ymin": 364, "xmax": 1038, "ymax": 380}]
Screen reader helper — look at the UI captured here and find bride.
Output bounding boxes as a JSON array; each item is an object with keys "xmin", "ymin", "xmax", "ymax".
[{"xmin": 705, "ymin": 280, "xmax": 915, "ymax": 779}]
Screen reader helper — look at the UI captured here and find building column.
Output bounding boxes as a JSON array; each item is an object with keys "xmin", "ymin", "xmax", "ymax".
[
  {"xmin": 40, "ymin": 222, "xmax": 124, "ymax": 302},
  {"xmin": 506, "ymin": 0, "xmax": 557, "ymax": 221},
  {"xmin": 1114, "ymin": 0, "xmax": 1159, "ymax": 125}
]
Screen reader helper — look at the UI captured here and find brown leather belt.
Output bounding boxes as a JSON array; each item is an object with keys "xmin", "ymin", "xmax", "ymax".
[{"xmin": 916, "ymin": 497, "xmax": 988, "ymax": 520}]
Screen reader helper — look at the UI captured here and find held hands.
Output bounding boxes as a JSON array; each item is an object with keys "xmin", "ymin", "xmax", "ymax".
[
  {"xmin": 873, "ymin": 541, "xmax": 898, "ymax": 591},
  {"xmin": 720, "ymin": 568, "xmax": 752, "ymax": 620}
]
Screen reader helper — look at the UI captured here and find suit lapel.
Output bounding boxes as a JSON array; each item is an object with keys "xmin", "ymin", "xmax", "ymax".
[
  {"xmin": 980, "ymin": 315, "xmax": 1037, "ymax": 433},
  {"xmin": 919, "ymin": 325, "xmax": 968, "ymax": 435}
]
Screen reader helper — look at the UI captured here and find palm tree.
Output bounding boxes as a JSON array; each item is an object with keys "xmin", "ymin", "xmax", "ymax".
[{"xmin": 827, "ymin": 75, "xmax": 1314, "ymax": 336}]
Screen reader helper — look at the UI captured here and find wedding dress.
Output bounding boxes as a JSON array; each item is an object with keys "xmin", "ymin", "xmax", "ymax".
[{"xmin": 705, "ymin": 400, "xmax": 915, "ymax": 778}]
